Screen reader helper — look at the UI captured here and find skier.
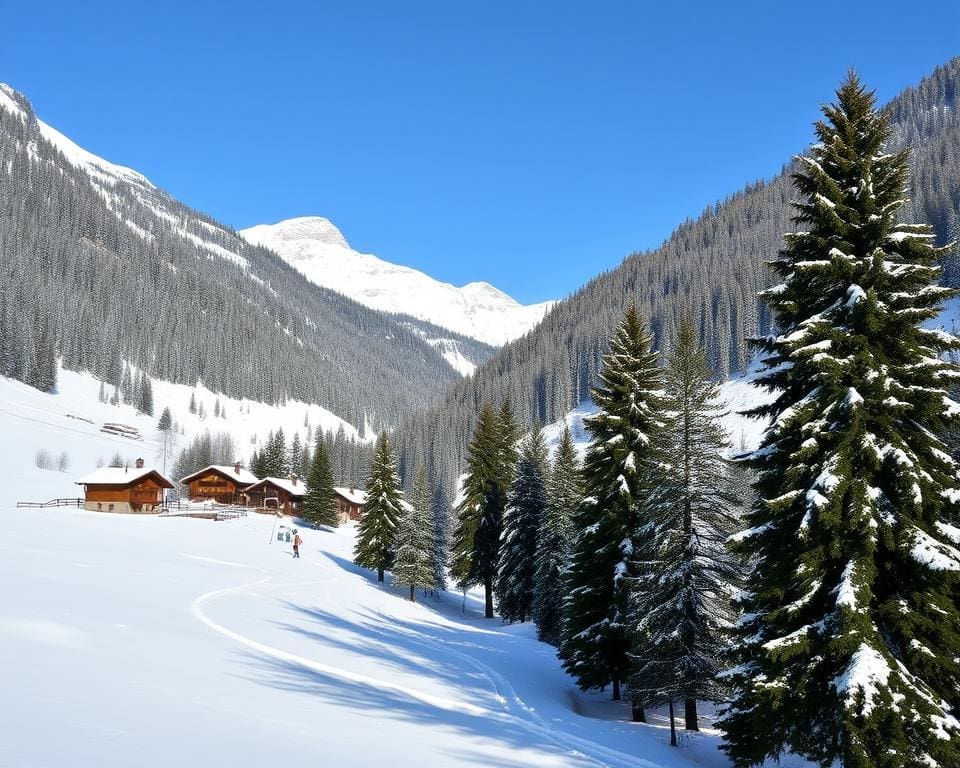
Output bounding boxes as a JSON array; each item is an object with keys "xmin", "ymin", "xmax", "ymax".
[{"xmin": 292, "ymin": 529, "xmax": 302, "ymax": 559}]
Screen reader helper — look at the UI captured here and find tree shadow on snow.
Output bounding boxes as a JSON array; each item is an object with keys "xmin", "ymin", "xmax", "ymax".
[{"xmin": 235, "ymin": 649, "xmax": 597, "ymax": 768}]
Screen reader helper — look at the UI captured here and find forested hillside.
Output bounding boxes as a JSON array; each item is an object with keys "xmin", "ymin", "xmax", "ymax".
[
  {"xmin": 0, "ymin": 85, "xmax": 477, "ymax": 431},
  {"xmin": 397, "ymin": 58, "xmax": 960, "ymax": 491}
]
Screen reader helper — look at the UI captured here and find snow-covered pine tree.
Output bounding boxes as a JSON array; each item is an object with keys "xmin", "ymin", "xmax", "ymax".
[
  {"xmin": 451, "ymin": 403, "xmax": 509, "ymax": 618},
  {"xmin": 289, "ymin": 433, "xmax": 303, "ymax": 478},
  {"xmin": 496, "ymin": 427, "xmax": 548, "ymax": 623},
  {"xmin": 189, "ymin": 391, "xmax": 197, "ymax": 414},
  {"xmin": 393, "ymin": 463, "xmax": 436, "ymax": 601},
  {"xmin": 628, "ymin": 317, "xmax": 741, "ymax": 733},
  {"xmin": 720, "ymin": 73, "xmax": 960, "ymax": 768},
  {"xmin": 354, "ymin": 432, "xmax": 403, "ymax": 582},
  {"xmin": 302, "ymin": 436, "xmax": 338, "ymax": 528},
  {"xmin": 431, "ymin": 481, "xmax": 451, "ymax": 593},
  {"xmin": 559, "ymin": 305, "xmax": 666, "ymax": 701},
  {"xmin": 138, "ymin": 375, "xmax": 153, "ymax": 416},
  {"xmin": 534, "ymin": 424, "xmax": 583, "ymax": 646},
  {"xmin": 156, "ymin": 406, "xmax": 176, "ymax": 474}
]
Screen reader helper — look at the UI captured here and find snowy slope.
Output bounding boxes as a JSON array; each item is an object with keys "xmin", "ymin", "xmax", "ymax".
[
  {"xmin": 241, "ymin": 217, "xmax": 555, "ymax": 347},
  {"xmin": 0, "ymin": 365, "xmax": 369, "ymax": 509},
  {"xmin": 0, "ymin": 503, "xmax": 797, "ymax": 768}
]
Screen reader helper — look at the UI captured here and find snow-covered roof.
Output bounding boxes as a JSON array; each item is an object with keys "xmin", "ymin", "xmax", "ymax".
[
  {"xmin": 244, "ymin": 477, "xmax": 306, "ymax": 497},
  {"xmin": 180, "ymin": 464, "xmax": 259, "ymax": 486},
  {"xmin": 75, "ymin": 467, "xmax": 174, "ymax": 488},
  {"xmin": 332, "ymin": 487, "xmax": 412, "ymax": 512},
  {"xmin": 334, "ymin": 487, "xmax": 367, "ymax": 505}
]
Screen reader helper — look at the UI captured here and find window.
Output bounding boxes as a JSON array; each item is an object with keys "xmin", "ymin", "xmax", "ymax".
[{"xmin": 108, "ymin": 504, "xmax": 114, "ymax": 512}]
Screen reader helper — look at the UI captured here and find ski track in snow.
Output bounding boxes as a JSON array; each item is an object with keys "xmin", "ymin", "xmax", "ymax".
[
  {"xmin": 190, "ymin": 557, "xmax": 492, "ymax": 720},
  {"xmin": 190, "ymin": 547, "xmax": 665, "ymax": 768}
]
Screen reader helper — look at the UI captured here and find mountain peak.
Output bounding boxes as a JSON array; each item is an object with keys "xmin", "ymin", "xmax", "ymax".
[
  {"xmin": 243, "ymin": 216, "xmax": 350, "ymax": 250},
  {"xmin": 239, "ymin": 217, "xmax": 553, "ymax": 346}
]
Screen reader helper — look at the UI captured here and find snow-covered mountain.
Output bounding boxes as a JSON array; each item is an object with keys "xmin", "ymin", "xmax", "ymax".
[
  {"xmin": 240, "ymin": 217, "xmax": 554, "ymax": 347},
  {"xmin": 0, "ymin": 82, "xmax": 488, "ymax": 432}
]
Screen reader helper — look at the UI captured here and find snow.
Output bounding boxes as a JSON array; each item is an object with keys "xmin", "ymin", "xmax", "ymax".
[
  {"xmin": 0, "ymin": 83, "xmax": 26, "ymax": 118},
  {"xmin": 834, "ymin": 562, "xmax": 859, "ymax": 610},
  {"xmin": 0, "ymin": 507, "xmax": 761, "ymax": 768},
  {"xmin": 75, "ymin": 466, "xmax": 172, "ymax": 487},
  {"xmin": 32, "ymin": 112, "xmax": 154, "ymax": 190},
  {"xmin": 240, "ymin": 217, "xmax": 554, "ymax": 347},
  {"xmin": 832, "ymin": 644, "xmax": 891, "ymax": 717},
  {"xmin": 910, "ymin": 527, "xmax": 960, "ymax": 571},
  {"xmin": 334, "ymin": 487, "xmax": 367, "ymax": 506}
]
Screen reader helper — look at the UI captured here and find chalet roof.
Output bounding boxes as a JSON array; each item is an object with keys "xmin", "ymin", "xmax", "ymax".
[
  {"xmin": 333, "ymin": 487, "xmax": 366, "ymax": 506},
  {"xmin": 331, "ymin": 487, "xmax": 412, "ymax": 512},
  {"xmin": 75, "ymin": 467, "xmax": 174, "ymax": 489},
  {"xmin": 243, "ymin": 477, "xmax": 306, "ymax": 498},
  {"xmin": 179, "ymin": 464, "xmax": 259, "ymax": 486}
]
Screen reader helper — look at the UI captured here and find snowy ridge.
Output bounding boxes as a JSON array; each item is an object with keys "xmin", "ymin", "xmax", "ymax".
[{"xmin": 241, "ymin": 217, "xmax": 555, "ymax": 347}]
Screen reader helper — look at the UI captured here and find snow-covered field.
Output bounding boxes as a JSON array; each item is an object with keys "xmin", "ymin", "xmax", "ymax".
[{"xmin": 0, "ymin": 508, "xmax": 744, "ymax": 768}]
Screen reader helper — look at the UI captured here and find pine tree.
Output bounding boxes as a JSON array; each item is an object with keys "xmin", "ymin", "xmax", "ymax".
[
  {"xmin": 302, "ymin": 436, "xmax": 338, "ymax": 528},
  {"xmin": 430, "ymin": 481, "xmax": 451, "ymax": 593},
  {"xmin": 451, "ymin": 403, "xmax": 510, "ymax": 618},
  {"xmin": 98, "ymin": 380, "xmax": 106, "ymax": 403},
  {"xmin": 559, "ymin": 305, "xmax": 665, "ymax": 703},
  {"xmin": 534, "ymin": 425, "xmax": 583, "ymax": 646},
  {"xmin": 189, "ymin": 391, "xmax": 197, "ymax": 414},
  {"xmin": 289, "ymin": 432, "xmax": 303, "ymax": 478},
  {"xmin": 393, "ymin": 463, "xmax": 436, "ymax": 601},
  {"xmin": 156, "ymin": 406, "xmax": 175, "ymax": 474},
  {"xmin": 354, "ymin": 432, "xmax": 403, "ymax": 582},
  {"xmin": 496, "ymin": 428, "xmax": 548, "ymax": 623},
  {"xmin": 628, "ymin": 318, "xmax": 741, "ymax": 733},
  {"xmin": 138, "ymin": 375, "xmax": 154, "ymax": 416},
  {"xmin": 721, "ymin": 74, "xmax": 960, "ymax": 768}
]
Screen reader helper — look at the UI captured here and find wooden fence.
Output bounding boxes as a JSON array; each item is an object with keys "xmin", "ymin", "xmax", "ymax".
[{"xmin": 16, "ymin": 498, "xmax": 84, "ymax": 509}]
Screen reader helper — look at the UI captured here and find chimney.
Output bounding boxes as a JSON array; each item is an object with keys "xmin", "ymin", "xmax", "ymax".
[
  {"xmin": 135, "ymin": 458, "xmax": 144, "ymax": 469},
  {"xmin": 289, "ymin": 474, "xmax": 298, "ymax": 486},
  {"xmin": 234, "ymin": 462, "xmax": 242, "ymax": 474}
]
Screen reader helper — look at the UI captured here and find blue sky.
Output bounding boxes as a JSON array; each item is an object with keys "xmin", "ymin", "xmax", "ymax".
[{"xmin": 3, "ymin": 2, "xmax": 959, "ymax": 303}]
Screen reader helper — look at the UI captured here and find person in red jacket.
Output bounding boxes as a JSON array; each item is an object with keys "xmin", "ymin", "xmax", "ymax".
[{"xmin": 292, "ymin": 530, "xmax": 302, "ymax": 559}]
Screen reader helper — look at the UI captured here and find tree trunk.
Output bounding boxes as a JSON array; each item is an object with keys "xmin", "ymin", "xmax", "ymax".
[
  {"xmin": 612, "ymin": 678, "xmax": 621, "ymax": 701},
  {"xmin": 377, "ymin": 567, "xmax": 384, "ymax": 582},
  {"xmin": 631, "ymin": 701, "xmax": 646, "ymax": 722},
  {"xmin": 409, "ymin": 585, "xmax": 416, "ymax": 602},
  {"xmin": 684, "ymin": 698, "xmax": 699, "ymax": 730},
  {"xmin": 669, "ymin": 700, "xmax": 677, "ymax": 747},
  {"xmin": 484, "ymin": 576, "xmax": 494, "ymax": 618}
]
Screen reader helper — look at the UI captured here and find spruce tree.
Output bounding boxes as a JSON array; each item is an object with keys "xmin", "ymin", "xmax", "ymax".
[
  {"xmin": 721, "ymin": 74, "xmax": 960, "ymax": 768},
  {"xmin": 559, "ymin": 305, "xmax": 665, "ymax": 702},
  {"xmin": 496, "ymin": 428, "xmax": 548, "ymax": 623},
  {"xmin": 451, "ymin": 403, "xmax": 513, "ymax": 618},
  {"xmin": 354, "ymin": 432, "xmax": 403, "ymax": 582},
  {"xmin": 189, "ymin": 391, "xmax": 197, "ymax": 414},
  {"xmin": 628, "ymin": 318, "xmax": 741, "ymax": 733},
  {"xmin": 138, "ymin": 375, "xmax": 154, "ymax": 416},
  {"xmin": 392, "ymin": 463, "xmax": 436, "ymax": 601},
  {"xmin": 534, "ymin": 424, "xmax": 583, "ymax": 646},
  {"xmin": 302, "ymin": 436, "xmax": 338, "ymax": 528},
  {"xmin": 430, "ymin": 481, "xmax": 451, "ymax": 593}
]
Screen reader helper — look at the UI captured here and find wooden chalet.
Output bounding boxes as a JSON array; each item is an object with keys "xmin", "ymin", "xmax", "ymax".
[
  {"xmin": 75, "ymin": 459, "xmax": 174, "ymax": 514},
  {"xmin": 243, "ymin": 476, "xmax": 306, "ymax": 515},
  {"xmin": 180, "ymin": 463, "xmax": 259, "ymax": 505},
  {"xmin": 333, "ymin": 487, "xmax": 366, "ymax": 523}
]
